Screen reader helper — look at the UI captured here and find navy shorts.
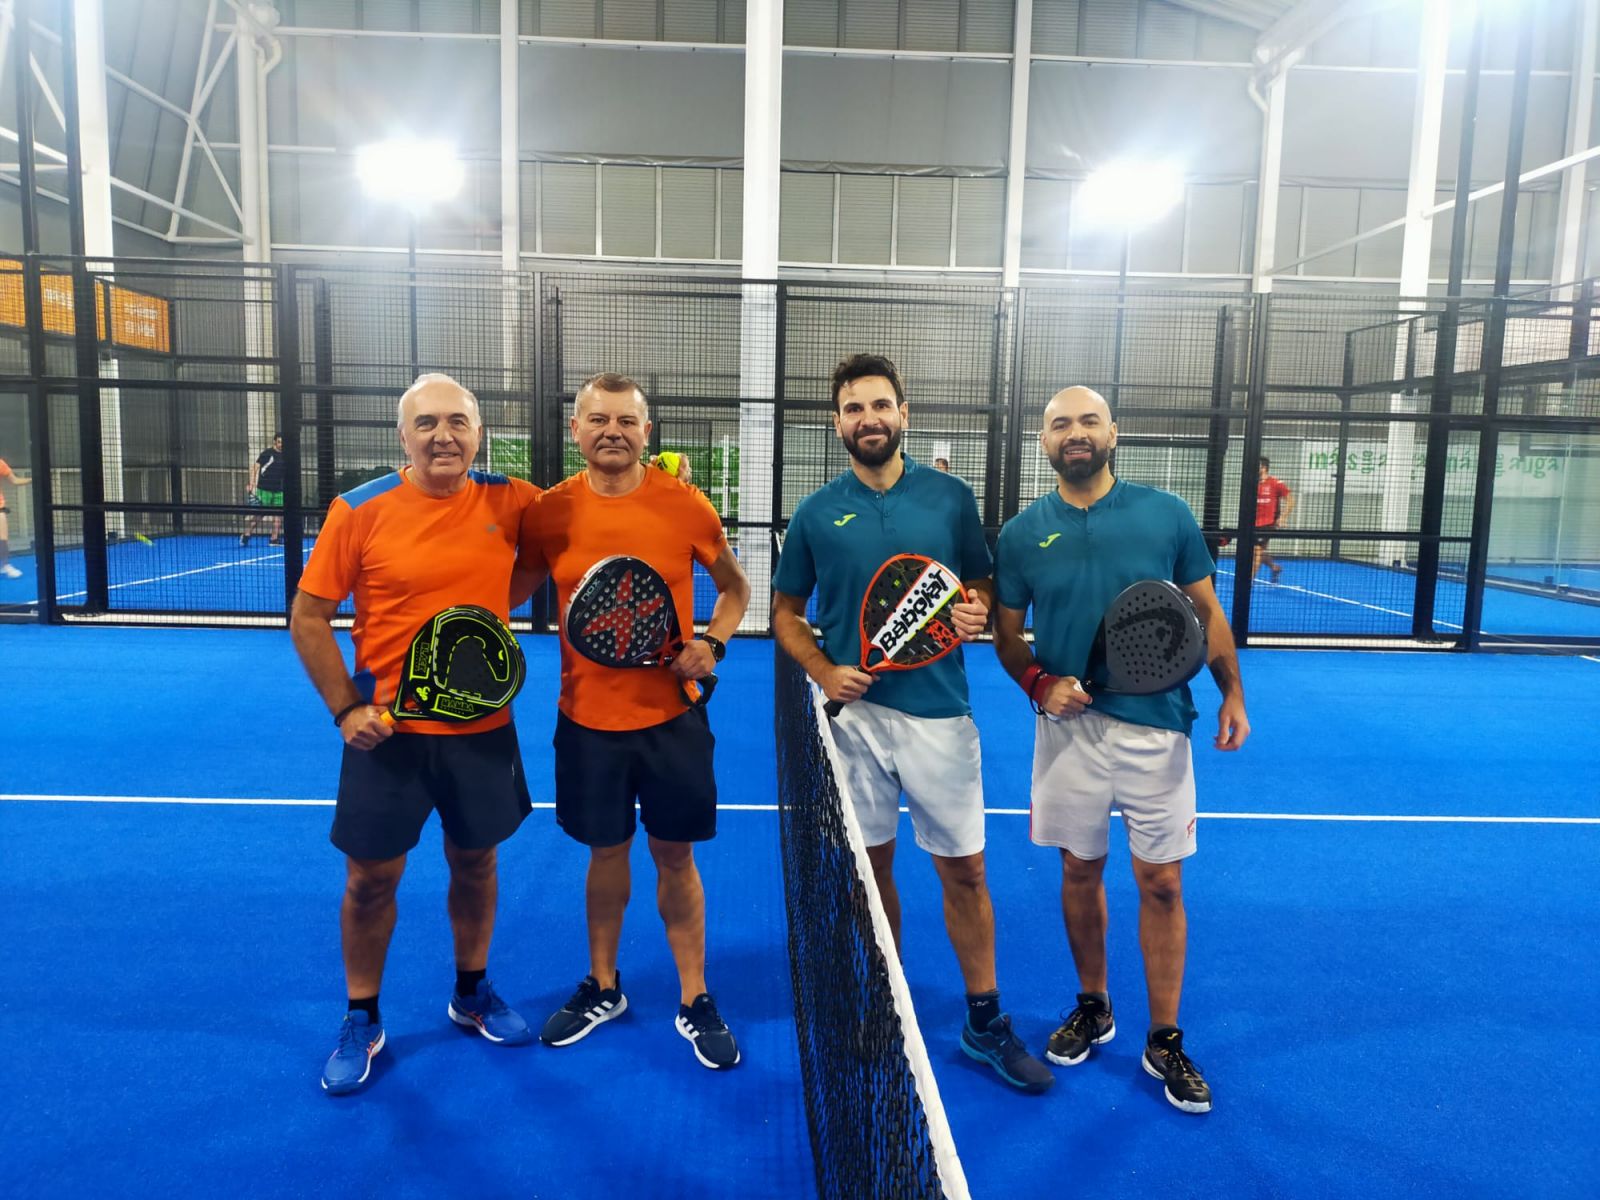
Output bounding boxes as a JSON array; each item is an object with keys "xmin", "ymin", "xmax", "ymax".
[
  {"xmin": 330, "ymin": 722, "xmax": 533, "ymax": 861},
  {"xmin": 553, "ymin": 707, "xmax": 717, "ymax": 847}
]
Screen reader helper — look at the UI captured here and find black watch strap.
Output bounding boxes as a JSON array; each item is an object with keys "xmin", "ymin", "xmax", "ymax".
[{"xmin": 697, "ymin": 633, "xmax": 726, "ymax": 662}]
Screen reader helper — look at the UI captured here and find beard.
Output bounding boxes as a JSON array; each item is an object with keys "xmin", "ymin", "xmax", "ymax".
[
  {"xmin": 843, "ymin": 425, "xmax": 903, "ymax": 468},
  {"xmin": 1051, "ymin": 441, "xmax": 1111, "ymax": 483}
]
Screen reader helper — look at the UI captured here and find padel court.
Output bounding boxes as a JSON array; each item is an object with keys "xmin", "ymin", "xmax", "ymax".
[{"xmin": 3, "ymin": 628, "xmax": 1594, "ymax": 1199}]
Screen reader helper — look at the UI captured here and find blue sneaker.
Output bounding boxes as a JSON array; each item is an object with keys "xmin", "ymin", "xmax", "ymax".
[
  {"xmin": 322, "ymin": 1011, "xmax": 385, "ymax": 1095},
  {"xmin": 959, "ymin": 1013, "xmax": 1054, "ymax": 1094},
  {"xmin": 448, "ymin": 979, "xmax": 532, "ymax": 1045}
]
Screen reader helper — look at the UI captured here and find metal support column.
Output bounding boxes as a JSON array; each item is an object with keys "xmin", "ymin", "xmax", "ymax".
[
  {"xmin": 1413, "ymin": 5, "xmax": 1486, "ymax": 635},
  {"xmin": 1461, "ymin": 12, "xmax": 1537, "ymax": 649},
  {"xmin": 1231, "ymin": 292, "xmax": 1271, "ymax": 645},
  {"xmin": 1201, "ymin": 305, "xmax": 1235, "ymax": 561},
  {"xmin": 12, "ymin": 1, "xmax": 54, "ymax": 621},
  {"xmin": 60, "ymin": 0, "xmax": 107, "ymax": 608},
  {"xmin": 312, "ymin": 277, "xmax": 335, "ymax": 509},
  {"xmin": 279, "ymin": 263, "xmax": 304, "ymax": 608},
  {"xmin": 1000, "ymin": 0, "xmax": 1033, "ymax": 289},
  {"xmin": 1553, "ymin": 0, "xmax": 1597, "ymax": 294},
  {"xmin": 1249, "ymin": 65, "xmax": 1290, "ymax": 293}
]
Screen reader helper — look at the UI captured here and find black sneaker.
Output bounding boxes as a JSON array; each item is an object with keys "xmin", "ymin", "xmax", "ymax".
[
  {"xmin": 959, "ymin": 1013, "xmax": 1055, "ymax": 1094},
  {"xmin": 675, "ymin": 992, "xmax": 740, "ymax": 1070},
  {"xmin": 1142, "ymin": 1027, "xmax": 1212, "ymax": 1114},
  {"xmin": 1046, "ymin": 993, "xmax": 1116, "ymax": 1066},
  {"xmin": 539, "ymin": 974, "xmax": 628, "ymax": 1047}
]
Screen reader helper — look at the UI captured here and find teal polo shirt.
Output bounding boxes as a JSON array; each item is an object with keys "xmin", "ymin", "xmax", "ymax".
[
  {"xmin": 774, "ymin": 455, "xmax": 993, "ymax": 719},
  {"xmin": 995, "ymin": 479, "xmax": 1214, "ymax": 736}
]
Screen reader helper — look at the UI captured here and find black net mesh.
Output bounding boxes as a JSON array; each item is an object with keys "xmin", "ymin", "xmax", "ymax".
[{"xmin": 774, "ymin": 641, "xmax": 961, "ymax": 1200}]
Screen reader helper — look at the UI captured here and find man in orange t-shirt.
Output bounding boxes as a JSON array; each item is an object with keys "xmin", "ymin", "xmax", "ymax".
[
  {"xmin": 0, "ymin": 456, "xmax": 33, "ymax": 579},
  {"xmin": 290, "ymin": 373, "xmax": 540, "ymax": 1096},
  {"xmin": 517, "ymin": 372, "xmax": 751, "ymax": 1070}
]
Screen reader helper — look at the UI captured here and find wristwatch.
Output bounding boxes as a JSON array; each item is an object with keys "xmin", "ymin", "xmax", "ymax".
[{"xmin": 697, "ymin": 633, "xmax": 726, "ymax": 662}]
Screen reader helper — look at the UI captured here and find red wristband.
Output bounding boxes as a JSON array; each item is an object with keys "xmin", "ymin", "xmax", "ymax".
[{"xmin": 1020, "ymin": 664, "xmax": 1043, "ymax": 700}]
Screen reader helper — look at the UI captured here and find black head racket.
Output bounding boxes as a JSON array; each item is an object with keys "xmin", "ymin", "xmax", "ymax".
[
  {"xmin": 564, "ymin": 554, "xmax": 715, "ymax": 706},
  {"xmin": 823, "ymin": 553, "xmax": 967, "ymax": 718},
  {"xmin": 381, "ymin": 604, "xmax": 526, "ymax": 725},
  {"xmin": 1084, "ymin": 579, "xmax": 1207, "ymax": 696}
]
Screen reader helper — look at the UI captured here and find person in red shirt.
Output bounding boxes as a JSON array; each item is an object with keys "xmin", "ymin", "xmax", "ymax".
[
  {"xmin": 290, "ymin": 373, "xmax": 541, "ymax": 1095},
  {"xmin": 1253, "ymin": 456, "xmax": 1294, "ymax": 582},
  {"xmin": 0, "ymin": 455, "xmax": 33, "ymax": 579},
  {"xmin": 517, "ymin": 372, "xmax": 751, "ymax": 1070}
]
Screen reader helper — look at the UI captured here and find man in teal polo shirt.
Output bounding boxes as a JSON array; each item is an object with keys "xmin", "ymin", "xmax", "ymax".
[
  {"xmin": 773, "ymin": 353, "xmax": 1053, "ymax": 1095},
  {"xmin": 993, "ymin": 385, "xmax": 1248, "ymax": 1115}
]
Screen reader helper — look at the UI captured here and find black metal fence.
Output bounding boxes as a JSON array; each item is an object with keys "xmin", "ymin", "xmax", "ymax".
[{"xmin": 2, "ymin": 254, "xmax": 1597, "ymax": 651}]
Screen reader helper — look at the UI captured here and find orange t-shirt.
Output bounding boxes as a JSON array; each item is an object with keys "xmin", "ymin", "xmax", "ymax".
[
  {"xmin": 0, "ymin": 458, "xmax": 13, "ymax": 509},
  {"xmin": 521, "ymin": 469, "xmax": 727, "ymax": 732},
  {"xmin": 300, "ymin": 467, "xmax": 540, "ymax": 735}
]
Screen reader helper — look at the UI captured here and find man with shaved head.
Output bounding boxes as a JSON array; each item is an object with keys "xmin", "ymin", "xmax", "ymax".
[
  {"xmin": 292, "ymin": 372, "xmax": 542, "ymax": 1095},
  {"xmin": 993, "ymin": 385, "xmax": 1248, "ymax": 1115}
]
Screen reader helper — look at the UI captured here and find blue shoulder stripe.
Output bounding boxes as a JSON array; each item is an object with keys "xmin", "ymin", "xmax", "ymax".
[
  {"xmin": 468, "ymin": 469, "xmax": 511, "ymax": 486},
  {"xmin": 342, "ymin": 472, "xmax": 404, "ymax": 509}
]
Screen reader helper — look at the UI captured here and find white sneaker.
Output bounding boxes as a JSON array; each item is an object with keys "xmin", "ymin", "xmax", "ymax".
[{"xmin": 0, "ymin": 564, "xmax": 22, "ymax": 579}]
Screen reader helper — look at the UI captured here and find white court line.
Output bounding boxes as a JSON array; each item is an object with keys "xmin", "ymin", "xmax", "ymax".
[
  {"xmin": 53, "ymin": 551, "xmax": 288, "ymax": 602},
  {"xmin": 4, "ymin": 794, "xmax": 1595, "ymax": 824}
]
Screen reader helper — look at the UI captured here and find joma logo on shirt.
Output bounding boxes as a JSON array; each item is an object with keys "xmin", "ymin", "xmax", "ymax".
[
  {"xmin": 1038, "ymin": 532, "xmax": 1062, "ymax": 548},
  {"xmin": 834, "ymin": 513, "xmax": 858, "ymax": 526}
]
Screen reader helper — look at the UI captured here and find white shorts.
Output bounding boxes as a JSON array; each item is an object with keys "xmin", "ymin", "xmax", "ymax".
[
  {"xmin": 1030, "ymin": 709, "xmax": 1197, "ymax": 865},
  {"xmin": 827, "ymin": 699, "xmax": 986, "ymax": 859}
]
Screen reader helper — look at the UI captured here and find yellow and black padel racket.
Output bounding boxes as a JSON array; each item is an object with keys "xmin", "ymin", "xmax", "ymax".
[{"xmin": 380, "ymin": 605, "xmax": 526, "ymax": 726}]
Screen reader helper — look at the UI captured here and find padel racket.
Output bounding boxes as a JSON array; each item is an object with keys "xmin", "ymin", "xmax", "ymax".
[
  {"xmin": 823, "ymin": 553, "xmax": 967, "ymax": 719},
  {"xmin": 564, "ymin": 554, "xmax": 715, "ymax": 706},
  {"xmin": 1084, "ymin": 579, "xmax": 1207, "ymax": 696},
  {"xmin": 380, "ymin": 604, "xmax": 526, "ymax": 725}
]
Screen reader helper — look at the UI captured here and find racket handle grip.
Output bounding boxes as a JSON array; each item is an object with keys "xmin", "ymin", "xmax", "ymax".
[
  {"xmin": 822, "ymin": 697, "xmax": 844, "ymax": 719},
  {"xmin": 379, "ymin": 710, "xmax": 395, "ymax": 727}
]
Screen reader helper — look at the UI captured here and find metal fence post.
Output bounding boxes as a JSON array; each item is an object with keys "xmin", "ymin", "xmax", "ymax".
[{"xmin": 279, "ymin": 264, "xmax": 305, "ymax": 611}]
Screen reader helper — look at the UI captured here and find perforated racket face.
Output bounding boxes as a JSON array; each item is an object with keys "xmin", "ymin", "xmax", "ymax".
[
  {"xmin": 392, "ymin": 605, "xmax": 526, "ymax": 722},
  {"xmin": 859, "ymin": 554, "xmax": 966, "ymax": 672},
  {"xmin": 565, "ymin": 555, "xmax": 682, "ymax": 668},
  {"xmin": 1089, "ymin": 579, "xmax": 1207, "ymax": 696}
]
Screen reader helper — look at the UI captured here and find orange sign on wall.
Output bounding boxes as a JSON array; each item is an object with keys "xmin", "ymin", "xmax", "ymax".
[{"xmin": 0, "ymin": 261, "xmax": 173, "ymax": 353}]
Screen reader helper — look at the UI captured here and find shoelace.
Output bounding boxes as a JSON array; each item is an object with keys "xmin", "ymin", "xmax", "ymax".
[
  {"xmin": 476, "ymin": 983, "xmax": 509, "ymax": 1015},
  {"xmin": 688, "ymin": 1000, "xmax": 728, "ymax": 1035},
  {"xmin": 1152, "ymin": 1040, "xmax": 1203, "ymax": 1082},
  {"xmin": 338, "ymin": 1017, "xmax": 364, "ymax": 1049},
  {"xmin": 1059, "ymin": 1005, "xmax": 1099, "ymax": 1041}
]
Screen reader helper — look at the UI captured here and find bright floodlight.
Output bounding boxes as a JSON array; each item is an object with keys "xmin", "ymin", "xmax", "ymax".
[
  {"xmin": 1076, "ymin": 161, "xmax": 1185, "ymax": 232},
  {"xmin": 355, "ymin": 139, "xmax": 465, "ymax": 210}
]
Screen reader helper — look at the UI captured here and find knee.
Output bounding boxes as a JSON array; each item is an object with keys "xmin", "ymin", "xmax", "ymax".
[
  {"xmin": 1061, "ymin": 854, "xmax": 1105, "ymax": 890},
  {"xmin": 1136, "ymin": 867, "xmax": 1183, "ymax": 909},
  {"xmin": 448, "ymin": 845, "xmax": 497, "ymax": 887},
  {"xmin": 649, "ymin": 840, "xmax": 695, "ymax": 873},
  {"xmin": 937, "ymin": 854, "xmax": 987, "ymax": 893},
  {"xmin": 345, "ymin": 860, "xmax": 403, "ymax": 908}
]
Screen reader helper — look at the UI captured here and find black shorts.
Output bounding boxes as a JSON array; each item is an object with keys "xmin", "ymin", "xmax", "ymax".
[
  {"xmin": 330, "ymin": 722, "xmax": 533, "ymax": 861},
  {"xmin": 553, "ymin": 707, "xmax": 717, "ymax": 848}
]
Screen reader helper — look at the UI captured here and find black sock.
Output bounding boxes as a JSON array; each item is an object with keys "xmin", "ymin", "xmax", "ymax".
[
  {"xmin": 966, "ymin": 990, "xmax": 1001, "ymax": 1030},
  {"xmin": 1084, "ymin": 990, "xmax": 1111, "ymax": 1009},
  {"xmin": 456, "ymin": 967, "xmax": 486, "ymax": 997},
  {"xmin": 348, "ymin": 995, "xmax": 380, "ymax": 1024},
  {"xmin": 1148, "ymin": 1023, "xmax": 1179, "ymax": 1043}
]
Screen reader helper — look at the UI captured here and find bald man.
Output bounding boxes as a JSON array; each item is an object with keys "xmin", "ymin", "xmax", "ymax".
[
  {"xmin": 992, "ymin": 386, "xmax": 1248, "ymax": 1115},
  {"xmin": 291, "ymin": 373, "xmax": 541, "ymax": 1095}
]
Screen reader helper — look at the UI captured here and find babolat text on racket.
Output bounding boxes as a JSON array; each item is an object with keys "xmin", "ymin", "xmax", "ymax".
[
  {"xmin": 564, "ymin": 554, "xmax": 715, "ymax": 706},
  {"xmin": 1083, "ymin": 578, "xmax": 1207, "ymax": 696},
  {"xmin": 381, "ymin": 604, "xmax": 526, "ymax": 725},
  {"xmin": 824, "ymin": 553, "xmax": 967, "ymax": 719}
]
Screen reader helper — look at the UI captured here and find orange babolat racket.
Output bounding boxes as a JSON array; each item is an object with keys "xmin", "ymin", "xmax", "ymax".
[{"xmin": 823, "ymin": 553, "xmax": 967, "ymax": 718}]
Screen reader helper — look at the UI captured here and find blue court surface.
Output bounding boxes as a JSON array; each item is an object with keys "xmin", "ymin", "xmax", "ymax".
[{"xmin": 1, "ymin": 627, "xmax": 1596, "ymax": 1199}]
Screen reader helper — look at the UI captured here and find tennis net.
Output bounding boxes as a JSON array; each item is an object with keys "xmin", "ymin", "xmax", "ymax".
[{"xmin": 774, "ymin": 643, "xmax": 968, "ymax": 1200}]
